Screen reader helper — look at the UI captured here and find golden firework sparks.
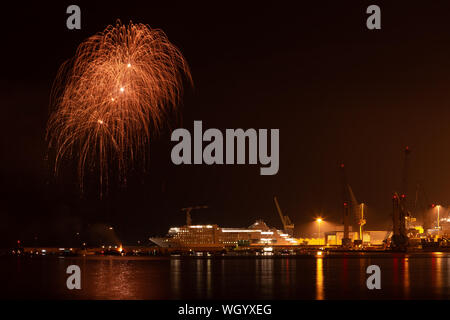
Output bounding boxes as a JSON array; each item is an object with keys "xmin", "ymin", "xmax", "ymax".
[{"xmin": 46, "ymin": 21, "xmax": 192, "ymax": 195}]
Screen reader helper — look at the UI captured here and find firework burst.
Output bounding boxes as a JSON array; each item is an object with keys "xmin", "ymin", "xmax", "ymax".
[{"xmin": 47, "ymin": 21, "xmax": 191, "ymax": 194}]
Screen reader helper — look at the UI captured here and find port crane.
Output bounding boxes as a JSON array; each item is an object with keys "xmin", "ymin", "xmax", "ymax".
[
  {"xmin": 348, "ymin": 185, "xmax": 366, "ymax": 242},
  {"xmin": 391, "ymin": 147, "xmax": 411, "ymax": 250},
  {"xmin": 181, "ymin": 205, "xmax": 208, "ymax": 226},
  {"xmin": 340, "ymin": 163, "xmax": 352, "ymax": 247},
  {"xmin": 273, "ymin": 196, "xmax": 295, "ymax": 237}
]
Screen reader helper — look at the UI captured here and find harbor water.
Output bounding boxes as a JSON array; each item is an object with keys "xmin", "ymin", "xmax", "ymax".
[{"xmin": 1, "ymin": 253, "xmax": 449, "ymax": 299}]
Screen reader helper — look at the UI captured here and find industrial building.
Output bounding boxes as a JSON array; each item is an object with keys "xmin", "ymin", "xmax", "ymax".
[{"xmin": 323, "ymin": 230, "xmax": 390, "ymax": 246}]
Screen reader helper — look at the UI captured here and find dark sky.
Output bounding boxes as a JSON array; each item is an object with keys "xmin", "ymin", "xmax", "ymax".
[{"xmin": 2, "ymin": 1, "xmax": 450, "ymax": 246}]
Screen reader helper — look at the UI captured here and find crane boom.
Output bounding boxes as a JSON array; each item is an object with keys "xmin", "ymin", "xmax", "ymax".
[
  {"xmin": 273, "ymin": 196, "xmax": 294, "ymax": 236},
  {"xmin": 273, "ymin": 196, "xmax": 285, "ymax": 229}
]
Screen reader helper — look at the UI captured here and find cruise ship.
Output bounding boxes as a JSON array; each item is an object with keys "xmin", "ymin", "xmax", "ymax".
[{"xmin": 150, "ymin": 220, "xmax": 298, "ymax": 249}]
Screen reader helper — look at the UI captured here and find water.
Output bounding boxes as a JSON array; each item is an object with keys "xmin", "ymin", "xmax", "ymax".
[{"xmin": 1, "ymin": 253, "xmax": 449, "ymax": 299}]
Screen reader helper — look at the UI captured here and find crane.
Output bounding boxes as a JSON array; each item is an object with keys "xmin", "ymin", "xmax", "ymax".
[
  {"xmin": 181, "ymin": 205, "xmax": 208, "ymax": 226},
  {"xmin": 340, "ymin": 163, "xmax": 352, "ymax": 247},
  {"xmin": 391, "ymin": 192, "xmax": 408, "ymax": 250},
  {"xmin": 348, "ymin": 185, "xmax": 366, "ymax": 242},
  {"xmin": 391, "ymin": 147, "xmax": 411, "ymax": 250},
  {"xmin": 273, "ymin": 196, "xmax": 294, "ymax": 236},
  {"xmin": 401, "ymin": 146, "xmax": 411, "ymax": 202}
]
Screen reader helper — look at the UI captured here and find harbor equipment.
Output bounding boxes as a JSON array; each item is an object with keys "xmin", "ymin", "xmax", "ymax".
[{"xmin": 273, "ymin": 196, "xmax": 295, "ymax": 237}]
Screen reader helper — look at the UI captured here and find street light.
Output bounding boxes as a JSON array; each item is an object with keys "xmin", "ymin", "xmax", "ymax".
[
  {"xmin": 316, "ymin": 218, "xmax": 323, "ymax": 245},
  {"xmin": 437, "ymin": 205, "xmax": 441, "ymax": 231}
]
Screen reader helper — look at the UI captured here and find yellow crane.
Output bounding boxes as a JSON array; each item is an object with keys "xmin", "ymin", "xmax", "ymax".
[
  {"xmin": 359, "ymin": 203, "xmax": 366, "ymax": 242},
  {"xmin": 273, "ymin": 196, "xmax": 294, "ymax": 236}
]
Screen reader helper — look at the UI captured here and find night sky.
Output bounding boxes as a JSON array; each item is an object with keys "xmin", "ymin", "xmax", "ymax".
[{"xmin": 2, "ymin": 1, "xmax": 450, "ymax": 246}]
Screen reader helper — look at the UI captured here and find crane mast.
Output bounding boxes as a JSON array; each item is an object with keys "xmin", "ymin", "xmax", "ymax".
[
  {"xmin": 340, "ymin": 163, "xmax": 352, "ymax": 247},
  {"xmin": 391, "ymin": 147, "xmax": 410, "ymax": 251}
]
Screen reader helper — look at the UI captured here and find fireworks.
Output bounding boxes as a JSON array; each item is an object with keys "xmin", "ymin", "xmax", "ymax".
[{"xmin": 46, "ymin": 21, "xmax": 191, "ymax": 194}]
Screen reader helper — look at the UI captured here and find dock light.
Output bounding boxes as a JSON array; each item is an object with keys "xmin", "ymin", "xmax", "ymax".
[
  {"xmin": 316, "ymin": 218, "xmax": 323, "ymax": 245},
  {"xmin": 436, "ymin": 205, "xmax": 441, "ymax": 230}
]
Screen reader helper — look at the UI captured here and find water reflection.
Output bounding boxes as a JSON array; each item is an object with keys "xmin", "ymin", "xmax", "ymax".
[
  {"xmin": 340, "ymin": 258, "xmax": 348, "ymax": 293},
  {"xmin": 90, "ymin": 258, "xmax": 136, "ymax": 299},
  {"xmin": 221, "ymin": 259, "xmax": 226, "ymax": 296},
  {"xmin": 206, "ymin": 259, "xmax": 212, "ymax": 298},
  {"xmin": 316, "ymin": 258, "xmax": 324, "ymax": 300},
  {"xmin": 403, "ymin": 257, "xmax": 410, "ymax": 298},
  {"xmin": 170, "ymin": 259, "xmax": 181, "ymax": 298},
  {"xmin": 359, "ymin": 259, "xmax": 365, "ymax": 289},
  {"xmin": 196, "ymin": 259, "xmax": 203, "ymax": 297},
  {"xmin": 256, "ymin": 259, "xmax": 274, "ymax": 298},
  {"xmin": 433, "ymin": 253, "xmax": 443, "ymax": 297},
  {"xmin": 282, "ymin": 258, "xmax": 290, "ymax": 286},
  {"xmin": 393, "ymin": 257, "xmax": 399, "ymax": 289},
  {"xmin": 4, "ymin": 254, "xmax": 450, "ymax": 300}
]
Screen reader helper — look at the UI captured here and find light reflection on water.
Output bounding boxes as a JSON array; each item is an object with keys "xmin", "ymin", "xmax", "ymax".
[
  {"xmin": 90, "ymin": 259, "xmax": 137, "ymax": 299},
  {"xmin": 403, "ymin": 257, "xmax": 410, "ymax": 299},
  {"xmin": 196, "ymin": 259, "xmax": 203, "ymax": 297},
  {"xmin": 316, "ymin": 258, "xmax": 324, "ymax": 300},
  {"xmin": 2, "ymin": 253, "xmax": 450, "ymax": 299},
  {"xmin": 434, "ymin": 254, "xmax": 443, "ymax": 297},
  {"xmin": 206, "ymin": 259, "xmax": 212, "ymax": 299},
  {"xmin": 170, "ymin": 259, "xmax": 180, "ymax": 298}
]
